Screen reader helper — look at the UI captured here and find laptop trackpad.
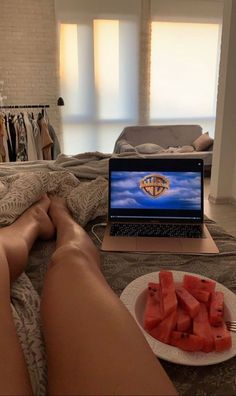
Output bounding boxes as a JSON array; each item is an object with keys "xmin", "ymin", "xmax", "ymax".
[{"xmin": 137, "ymin": 237, "xmax": 181, "ymax": 253}]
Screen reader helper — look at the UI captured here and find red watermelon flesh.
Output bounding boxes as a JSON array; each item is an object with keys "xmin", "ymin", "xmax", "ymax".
[
  {"xmin": 159, "ymin": 271, "xmax": 178, "ymax": 317},
  {"xmin": 188, "ymin": 288, "xmax": 210, "ymax": 303},
  {"xmin": 147, "ymin": 282, "xmax": 160, "ymax": 298},
  {"xmin": 176, "ymin": 306, "xmax": 192, "ymax": 332},
  {"xmin": 193, "ymin": 303, "xmax": 214, "ymax": 352},
  {"xmin": 183, "ymin": 274, "xmax": 216, "ymax": 293},
  {"xmin": 143, "ymin": 282, "xmax": 162, "ymax": 331},
  {"xmin": 143, "ymin": 271, "xmax": 232, "ymax": 353},
  {"xmin": 149, "ymin": 309, "xmax": 177, "ymax": 344},
  {"xmin": 209, "ymin": 291, "xmax": 224, "ymax": 326},
  {"xmin": 211, "ymin": 322, "xmax": 232, "ymax": 352},
  {"xmin": 176, "ymin": 287, "xmax": 200, "ymax": 318},
  {"xmin": 170, "ymin": 331, "xmax": 204, "ymax": 352}
]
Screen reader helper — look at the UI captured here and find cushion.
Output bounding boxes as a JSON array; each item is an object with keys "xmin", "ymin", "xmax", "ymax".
[
  {"xmin": 176, "ymin": 145, "xmax": 195, "ymax": 153},
  {"xmin": 135, "ymin": 143, "xmax": 164, "ymax": 154},
  {"xmin": 165, "ymin": 145, "xmax": 194, "ymax": 153},
  {"xmin": 118, "ymin": 140, "xmax": 136, "ymax": 153},
  {"xmin": 192, "ymin": 132, "xmax": 214, "ymax": 151}
]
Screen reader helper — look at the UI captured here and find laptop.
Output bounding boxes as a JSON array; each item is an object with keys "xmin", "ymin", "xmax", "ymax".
[{"xmin": 101, "ymin": 157, "xmax": 219, "ymax": 254}]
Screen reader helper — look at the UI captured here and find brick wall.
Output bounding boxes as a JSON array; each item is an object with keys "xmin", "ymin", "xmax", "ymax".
[{"xmin": 0, "ymin": 0, "xmax": 62, "ymax": 145}]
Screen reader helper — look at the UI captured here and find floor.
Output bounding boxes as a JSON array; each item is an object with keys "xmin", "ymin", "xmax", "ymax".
[{"xmin": 204, "ymin": 177, "xmax": 236, "ymax": 238}]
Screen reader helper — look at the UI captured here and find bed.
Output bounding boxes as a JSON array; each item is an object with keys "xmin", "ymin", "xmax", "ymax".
[{"xmin": 1, "ymin": 152, "xmax": 236, "ymax": 395}]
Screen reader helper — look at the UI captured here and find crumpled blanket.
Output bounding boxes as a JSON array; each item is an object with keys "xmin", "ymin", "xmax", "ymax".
[
  {"xmin": 0, "ymin": 171, "xmax": 107, "ymax": 227},
  {"xmin": 0, "ymin": 156, "xmax": 109, "ymax": 395}
]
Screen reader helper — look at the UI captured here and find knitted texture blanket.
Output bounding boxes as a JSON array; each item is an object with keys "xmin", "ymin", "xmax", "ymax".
[{"xmin": 0, "ymin": 170, "xmax": 108, "ymax": 227}]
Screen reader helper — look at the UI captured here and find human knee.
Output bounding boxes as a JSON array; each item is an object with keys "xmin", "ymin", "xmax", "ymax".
[
  {"xmin": 42, "ymin": 243, "xmax": 99, "ymax": 305},
  {"xmin": 49, "ymin": 242, "xmax": 93, "ymax": 269}
]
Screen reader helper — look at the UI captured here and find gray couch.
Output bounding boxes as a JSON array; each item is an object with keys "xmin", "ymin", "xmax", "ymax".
[{"xmin": 113, "ymin": 125, "xmax": 213, "ymax": 172}]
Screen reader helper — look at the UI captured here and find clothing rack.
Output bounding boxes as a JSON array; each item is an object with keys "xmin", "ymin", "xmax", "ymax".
[{"xmin": 0, "ymin": 104, "xmax": 50, "ymax": 109}]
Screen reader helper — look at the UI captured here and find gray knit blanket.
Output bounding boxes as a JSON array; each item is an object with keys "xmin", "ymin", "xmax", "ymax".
[{"xmin": 1, "ymin": 152, "xmax": 236, "ymax": 396}]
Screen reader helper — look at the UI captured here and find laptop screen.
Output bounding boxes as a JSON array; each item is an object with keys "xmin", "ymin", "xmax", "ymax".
[{"xmin": 109, "ymin": 158, "xmax": 204, "ymax": 222}]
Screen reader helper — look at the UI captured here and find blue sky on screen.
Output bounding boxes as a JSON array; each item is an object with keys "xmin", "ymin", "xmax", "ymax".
[{"xmin": 110, "ymin": 171, "xmax": 201, "ymax": 210}]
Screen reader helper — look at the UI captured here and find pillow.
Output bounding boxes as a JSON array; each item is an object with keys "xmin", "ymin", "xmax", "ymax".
[
  {"xmin": 117, "ymin": 140, "xmax": 136, "ymax": 153},
  {"xmin": 192, "ymin": 132, "xmax": 214, "ymax": 151},
  {"xmin": 120, "ymin": 144, "xmax": 136, "ymax": 153},
  {"xmin": 135, "ymin": 143, "xmax": 164, "ymax": 154},
  {"xmin": 166, "ymin": 146, "xmax": 181, "ymax": 153},
  {"xmin": 176, "ymin": 145, "xmax": 195, "ymax": 153}
]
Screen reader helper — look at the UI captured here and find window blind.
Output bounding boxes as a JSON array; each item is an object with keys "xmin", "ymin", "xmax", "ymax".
[{"xmin": 56, "ymin": 0, "xmax": 223, "ymax": 154}]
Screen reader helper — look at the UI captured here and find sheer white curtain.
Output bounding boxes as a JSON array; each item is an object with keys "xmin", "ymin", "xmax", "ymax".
[
  {"xmin": 57, "ymin": 0, "xmax": 140, "ymax": 154},
  {"xmin": 56, "ymin": 0, "xmax": 223, "ymax": 154},
  {"xmin": 149, "ymin": 0, "xmax": 223, "ymax": 137}
]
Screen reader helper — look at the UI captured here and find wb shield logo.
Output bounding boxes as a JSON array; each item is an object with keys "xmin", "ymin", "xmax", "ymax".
[{"xmin": 140, "ymin": 174, "xmax": 170, "ymax": 198}]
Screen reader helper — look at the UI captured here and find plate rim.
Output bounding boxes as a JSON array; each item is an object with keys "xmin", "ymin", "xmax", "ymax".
[{"xmin": 120, "ymin": 270, "xmax": 236, "ymax": 366}]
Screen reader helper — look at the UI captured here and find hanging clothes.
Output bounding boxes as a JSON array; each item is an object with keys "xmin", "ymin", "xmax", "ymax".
[
  {"xmin": 14, "ymin": 113, "xmax": 28, "ymax": 162},
  {"xmin": 5, "ymin": 114, "xmax": 16, "ymax": 162},
  {"xmin": 0, "ymin": 107, "xmax": 61, "ymax": 162},
  {"xmin": 28, "ymin": 113, "xmax": 43, "ymax": 160},
  {"xmin": 5, "ymin": 114, "xmax": 16, "ymax": 161},
  {"xmin": 37, "ymin": 113, "xmax": 53, "ymax": 160},
  {"xmin": 23, "ymin": 112, "xmax": 38, "ymax": 161},
  {"xmin": 41, "ymin": 108, "xmax": 61, "ymax": 160},
  {"xmin": 0, "ymin": 114, "xmax": 7, "ymax": 162},
  {"xmin": 48, "ymin": 123, "xmax": 61, "ymax": 159}
]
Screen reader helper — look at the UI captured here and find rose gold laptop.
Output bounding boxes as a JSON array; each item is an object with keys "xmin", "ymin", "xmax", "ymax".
[{"xmin": 101, "ymin": 158, "xmax": 219, "ymax": 254}]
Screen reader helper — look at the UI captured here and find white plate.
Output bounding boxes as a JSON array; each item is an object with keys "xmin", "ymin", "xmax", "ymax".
[{"xmin": 120, "ymin": 270, "xmax": 236, "ymax": 366}]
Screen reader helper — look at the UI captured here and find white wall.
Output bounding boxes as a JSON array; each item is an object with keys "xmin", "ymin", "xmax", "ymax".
[
  {"xmin": 210, "ymin": 0, "xmax": 236, "ymax": 204},
  {"xmin": 0, "ymin": 0, "xmax": 62, "ymax": 140},
  {"xmin": 56, "ymin": 0, "xmax": 140, "ymax": 21},
  {"xmin": 151, "ymin": 0, "xmax": 223, "ymax": 22}
]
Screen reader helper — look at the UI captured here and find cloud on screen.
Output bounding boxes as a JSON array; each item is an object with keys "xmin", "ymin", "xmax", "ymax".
[{"xmin": 110, "ymin": 171, "xmax": 201, "ymax": 210}]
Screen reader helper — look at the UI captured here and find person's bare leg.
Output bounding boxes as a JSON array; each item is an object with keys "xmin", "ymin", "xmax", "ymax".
[
  {"xmin": 1, "ymin": 195, "xmax": 55, "ymax": 282},
  {"xmin": 0, "ymin": 196, "xmax": 55, "ymax": 394},
  {"xmin": 41, "ymin": 197, "xmax": 177, "ymax": 396}
]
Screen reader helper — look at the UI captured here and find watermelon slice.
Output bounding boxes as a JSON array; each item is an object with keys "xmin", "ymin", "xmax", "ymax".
[
  {"xmin": 143, "ymin": 271, "xmax": 232, "ymax": 354},
  {"xmin": 149, "ymin": 310, "xmax": 177, "ymax": 344},
  {"xmin": 148, "ymin": 282, "xmax": 159, "ymax": 296},
  {"xmin": 159, "ymin": 271, "xmax": 178, "ymax": 317},
  {"xmin": 170, "ymin": 331, "xmax": 204, "ymax": 352},
  {"xmin": 193, "ymin": 303, "xmax": 214, "ymax": 352},
  {"xmin": 176, "ymin": 287, "xmax": 200, "ymax": 318},
  {"xmin": 211, "ymin": 322, "xmax": 232, "ymax": 352},
  {"xmin": 188, "ymin": 288, "xmax": 210, "ymax": 303},
  {"xmin": 183, "ymin": 274, "xmax": 216, "ymax": 293},
  {"xmin": 209, "ymin": 291, "xmax": 224, "ymax": 326},
  {"xmin": 176, "ymin": 306, "xmax": 192, "ymax": 332},
  {"xmin": 143, "ymin": 282, "xmax": 162, "ymax": 331}
]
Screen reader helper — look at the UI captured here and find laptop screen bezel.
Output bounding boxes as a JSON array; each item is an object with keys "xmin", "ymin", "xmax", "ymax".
[{"xmin": 108, "ymin": 158, "xmax": 204, "ymax": 223}]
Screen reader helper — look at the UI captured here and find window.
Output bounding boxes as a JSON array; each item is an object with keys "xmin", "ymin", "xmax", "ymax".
[
  {"xmin": 59, "ymin": 20, "xmax": 138, "ymax": 154},
  {"xmin": 58, "ymin": 2, "xmax": 222, "ymax": 154},
  {"xmin": 150, "ymin": 21, "xmax": 221, "ymax": 136}
]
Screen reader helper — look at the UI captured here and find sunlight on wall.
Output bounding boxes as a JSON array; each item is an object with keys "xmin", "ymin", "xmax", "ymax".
[
  {"xmin": 60, "ymin": 24, "xmax": 79, "ymax": 114},
  {"xmin": 93, "ymin": 20, "xmax": 119, "ymax": 119},
  {"xmin": 150, "ymin": 22, "xmax": 220, "ymax": 120}
]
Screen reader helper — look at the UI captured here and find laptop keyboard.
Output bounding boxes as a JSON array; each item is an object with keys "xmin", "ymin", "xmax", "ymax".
[{"xmin": 110, "ymin": 223, "xmax": 205, "ymax": 238}]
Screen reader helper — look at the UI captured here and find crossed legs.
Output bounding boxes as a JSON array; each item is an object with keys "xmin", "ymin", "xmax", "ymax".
[{"xmin": 0, "ymin": 197, "xmax": 177, "ymax": 395}]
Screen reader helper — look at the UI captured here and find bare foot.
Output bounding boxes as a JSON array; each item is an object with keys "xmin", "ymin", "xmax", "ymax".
[
  {"xmin": 2, "ymin": 195, "xmax": 55, "ymax": 242},
  {"xmin": 0, "ymin": 195, "xmax": 55, "ymax": 282},
  {"xmin": 28, "ymin": 195, "xmax": 55, "ymax": 240},
  {"xmin": 49, "ymin": 196, "xmax": 101, "ymax": 267},
  {"xmin": 48, "ymin": 196, "xmax": 72, "ymax": 228}
]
